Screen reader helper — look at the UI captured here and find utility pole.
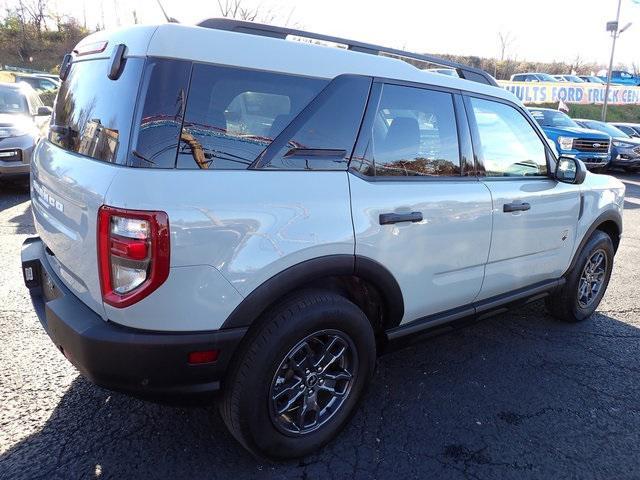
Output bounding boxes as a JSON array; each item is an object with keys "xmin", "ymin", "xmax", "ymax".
[{"xmin": 602, "ymin": 0, "xmax": 632, "ymax": 121}]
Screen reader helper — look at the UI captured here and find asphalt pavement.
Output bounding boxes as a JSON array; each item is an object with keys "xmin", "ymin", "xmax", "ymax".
[{"xmin": 1, "ymin": 173, "xmax": 639, "ymax": 480}]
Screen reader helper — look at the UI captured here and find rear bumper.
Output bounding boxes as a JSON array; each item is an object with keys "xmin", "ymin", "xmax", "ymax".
[{"xmin": 21, "ymin": 237, "xmax": 247, "ymax": 395}]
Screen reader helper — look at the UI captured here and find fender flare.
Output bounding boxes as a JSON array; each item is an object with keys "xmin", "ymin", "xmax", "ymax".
[
  {"xmin": 566, "ymin": 209, "xmax": 622, "ymax": 274},
  {"xmin": 221, "ymin": 255, "xmax": 404, "ymax": 329}
]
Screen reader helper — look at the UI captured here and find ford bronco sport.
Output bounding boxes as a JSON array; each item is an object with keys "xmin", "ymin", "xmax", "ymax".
[{"xmin": 21, "ymin": 19, "xmax": 625, "ymax": 459}]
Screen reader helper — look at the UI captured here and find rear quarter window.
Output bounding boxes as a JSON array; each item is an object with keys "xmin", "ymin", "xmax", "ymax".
[{"xmin": 175, "ymin": 64, "xmax": 327, "ymax": 169}]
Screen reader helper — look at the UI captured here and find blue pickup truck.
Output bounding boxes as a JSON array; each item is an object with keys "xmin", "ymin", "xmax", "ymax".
[
  {"xmin": 597, "ymin": 70, "xmax": 640, "ymax": 86},
  {"xmin": 528, "ymin": 108, "xmax": 611, "ymax": 171}
]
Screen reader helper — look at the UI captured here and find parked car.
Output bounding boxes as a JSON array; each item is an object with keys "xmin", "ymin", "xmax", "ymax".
[
  {"xmin": 14, "ymin": 74, "xmax": 59, "ymax": 92},
  {"xmin": 610, "ymin": 122, "xmax": 640, "ymax": 138},
  {"xmin": 511, "ymin": 72, "xmax": 558, "ymax": 82},
  {"xmin": 527, "ymin": 108, "xmax": 611, "ymax": 171},
  {"xmin": 0, "ymin": 82, "xmax": 51, "ymax": 179},
  {"xmin": 552, "ymin": 74, "xmax": 585, "ymax": 83},
  {"xmin": 597, "ymin": 70, "xmax": 640, "ymax": 86},
  {"xmin": 579, "ymin": 75, "xmax": 605, "ymax": 84},
  {"xmin": 21, "ymin": 19, "xmax": 625, "ymax": 460},
  {"xmin": 574, "ymin": 119, "xmax": 640, "ymax": 172}
]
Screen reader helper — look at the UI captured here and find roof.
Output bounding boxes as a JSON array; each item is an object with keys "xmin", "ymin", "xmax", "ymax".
[{"xmin": 73, "ymin": 22, "xmax": 517, "ymax": 104}]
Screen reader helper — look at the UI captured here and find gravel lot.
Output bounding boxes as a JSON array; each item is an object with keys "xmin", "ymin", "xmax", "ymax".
[{"xmin": 1, "ymin": 173, "xmax": 639, "ymax": 480}]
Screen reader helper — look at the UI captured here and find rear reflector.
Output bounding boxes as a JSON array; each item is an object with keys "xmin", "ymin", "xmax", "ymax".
[
  {"xmin": 98, "ymin": 206, "xmax": 169, "ymax": 308},
  {"xmin": 188, "ymin": 350, "xmax": 220, "ymax": 365}
]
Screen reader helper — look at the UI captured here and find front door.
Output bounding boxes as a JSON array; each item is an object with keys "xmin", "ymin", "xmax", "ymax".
[
  {"xmin": 349, "ymin": 83, "xmax": 493, "ymax": 324},
  {"xmin": 465, "ymin": 96, "xmax": 581, "ymax": 300}
]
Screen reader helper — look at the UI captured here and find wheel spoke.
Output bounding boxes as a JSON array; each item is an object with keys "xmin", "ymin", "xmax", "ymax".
[
  {"xmin": 314, "ymin": 336, "xmax": 347, "ymax": 373},
  {"xmin": 276, "ymin": 389, "xmax": 304, "ymax": 415}
]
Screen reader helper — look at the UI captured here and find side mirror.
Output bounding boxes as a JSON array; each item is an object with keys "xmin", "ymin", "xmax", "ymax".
[
  {"xmin": 555, "ymin": 156, "xmax": 586, "ymax": 184},
  {"xmin": 37, "ymin": 106, "xmax": 52, "ymax": 116}
]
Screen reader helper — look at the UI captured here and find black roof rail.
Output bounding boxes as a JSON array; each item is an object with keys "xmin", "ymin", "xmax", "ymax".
[{"xmin": 197, "ymin": 18, "xmax": 499, "ymax": 87}]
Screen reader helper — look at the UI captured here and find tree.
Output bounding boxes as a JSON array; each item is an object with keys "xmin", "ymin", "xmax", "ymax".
[
  {"xmin": 20, "ymin": 0, "xmax": 48, "ymax": 35},
  {"xmin": 497, "ymin": 31, "xmax": 515, "ymax": 62}
]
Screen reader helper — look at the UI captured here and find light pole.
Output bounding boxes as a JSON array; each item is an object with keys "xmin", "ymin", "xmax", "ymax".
[{"xmin": 602, "ymin": 0, "xmax": 632, "ymax": 121}]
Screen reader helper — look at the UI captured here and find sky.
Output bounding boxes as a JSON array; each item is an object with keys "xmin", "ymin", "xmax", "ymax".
[{"xmin": 26, "ymin": 0, "xmax": 640, "ymax": 67}]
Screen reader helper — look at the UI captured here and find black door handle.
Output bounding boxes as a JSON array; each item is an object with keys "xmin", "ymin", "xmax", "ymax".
[
  {"xmin": 379, "ymin": 211, "xmax": 423, "ymax": 225},
  {"xmin": 503, "ymin": 202, "xmax": 531, "ymax": 213}
]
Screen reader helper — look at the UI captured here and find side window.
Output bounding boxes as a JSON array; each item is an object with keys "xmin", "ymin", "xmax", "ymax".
[
  {"xmin": 176, "ymin": 64, "xmax": 327, "ymax": 169},
  {"xmin": 131, "ymin": 58, "xmax": 192, "ymax": 168},
  {"xmin": 368, "ymin": 84, "xmax": 461, "ymax": 177},
  {"xmin": 469, "ymin": 97, "xmax": 548, "ymax": 177},
  {"xmin": 259, "ymin": 75, "xmax": 371, "ymax": 170}
]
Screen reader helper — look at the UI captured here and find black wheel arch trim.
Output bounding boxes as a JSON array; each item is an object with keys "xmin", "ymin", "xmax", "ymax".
[
  {"xmin": 220, "ymin": 255, "xmax": 404, "ymax": 330},
  {"xmin": 566, "ymin": 209, "xmax": 622, "ymax": 274}
]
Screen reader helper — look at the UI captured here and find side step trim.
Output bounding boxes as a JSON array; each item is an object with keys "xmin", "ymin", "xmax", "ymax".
[{"xmin": 385, "ymin": 278, "xmax": 564, "ymax": 342}]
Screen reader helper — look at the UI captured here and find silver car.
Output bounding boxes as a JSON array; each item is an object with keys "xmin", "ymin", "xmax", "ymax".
[
  {"xmin": 21, "ymin": 20, "xmax": 625, "ymax": 459},
  {"xmin": 0, "ymin": 83, "xmax": 51, "ymax": 179}
]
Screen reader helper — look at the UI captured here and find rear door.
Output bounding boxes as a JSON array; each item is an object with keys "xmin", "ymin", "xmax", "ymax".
[
  {"xmin": 464, "ymin": 95, "xmax": 581, "ymax": 300},
  {"xmin": 31, "ymin": 56, "xmax": 146, "ymax": 316},
  {"xmin": 349, "ymin": 82, "xmax": 493, "ymax": 324}
]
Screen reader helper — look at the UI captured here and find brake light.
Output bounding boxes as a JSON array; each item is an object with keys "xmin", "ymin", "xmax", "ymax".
[{"xmin": 98, "ymin": 206, "xmax": 169, "ymax": 308}]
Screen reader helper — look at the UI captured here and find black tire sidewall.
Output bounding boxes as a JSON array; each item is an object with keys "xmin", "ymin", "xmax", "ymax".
[
  {"xmin": 566, "ymin": 231, "xmax": 614, "ymax": 320},
  {"xmin": 234, "ymin": 294, "xmax": 376, "ymax": 459}
]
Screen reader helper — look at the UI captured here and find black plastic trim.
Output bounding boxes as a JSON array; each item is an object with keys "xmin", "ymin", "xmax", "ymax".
[
  {"xmin": 566, "ymin": 210, "xmax": 623, "ymax": 273},
  {"xmin": 386, "ymin": 278, "xmax": 563, "ymax": 342},
  {"xmin": 21, "ymin": 237, "xmax": 246, "ymax": 395},
  {"xmin": 221, "ymin": 255, "xmax": 405, "ymax": 330}
]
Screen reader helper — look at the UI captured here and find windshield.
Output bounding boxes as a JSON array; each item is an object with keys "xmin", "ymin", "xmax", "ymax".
[
  {"xmin": 565, "ymin": 75, "xmax": 584, "ymax": 83},
  {"xmin": 580, "ymin": 120, "xmax": 630, "ymax": 138},
  {"xmin": 537, "ymin": 73, "xmax": 558, "ymax": 82},
  {"xmin": 0, "ymin": 87, "xmax": 28, "ymax": 114},
  {"xmin": 529, "ymin": 109, "xmax": 579, "ymax": 128}
]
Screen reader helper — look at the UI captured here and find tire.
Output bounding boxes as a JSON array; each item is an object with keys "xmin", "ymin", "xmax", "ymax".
[
  {"xmin": 219, "ymin": 290, "xmax": 376, "ymax": 459},
  {"xmin": 545, "ymin": 230, "xmax": 614, "ymax": 322}
]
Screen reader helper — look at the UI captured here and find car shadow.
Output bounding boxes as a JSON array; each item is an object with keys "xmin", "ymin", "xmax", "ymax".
[
  {"xmin": 0, "ymin": 179, "xmax": 35, "ymax": 235},
  {"xmin": 1, "ymin": 303, "xmax": 640, "ymax": 479}
]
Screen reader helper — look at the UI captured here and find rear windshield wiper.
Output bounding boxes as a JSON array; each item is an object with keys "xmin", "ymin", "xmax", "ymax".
[{"xmin": 131, "ymin": 149, "xmax": 156, "ymax": 165}]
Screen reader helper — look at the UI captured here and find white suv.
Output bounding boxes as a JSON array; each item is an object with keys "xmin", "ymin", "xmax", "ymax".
[{"xmin": 21, "ymin": 19, "xmax": 625, "ymax": 459}]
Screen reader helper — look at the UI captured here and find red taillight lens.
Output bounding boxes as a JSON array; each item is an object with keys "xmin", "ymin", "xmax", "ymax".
[
  {"xmin": 188, "ymin": 350, "xmax": 219, "ymax": 365},
  {"xmin": 98, "ymin": 206, "xmax": 170, "ymax": 308}
]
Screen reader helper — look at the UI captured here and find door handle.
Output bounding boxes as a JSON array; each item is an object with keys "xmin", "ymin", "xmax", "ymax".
[
  {"xmin": 379, "ymin": 211, "xmax": 423, "ymax": 225},
  {"xmin": 503, "ymin": 202, "xmax": 531, "ymax": 213}
]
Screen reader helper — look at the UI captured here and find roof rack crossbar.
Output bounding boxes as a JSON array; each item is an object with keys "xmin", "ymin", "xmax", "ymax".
[{"xmin": 197, "ymin": 18, "xmax": 498, "ymax": 87}]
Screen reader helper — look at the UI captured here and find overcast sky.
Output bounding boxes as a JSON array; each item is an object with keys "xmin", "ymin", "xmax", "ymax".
[{"xmin": 46, "ymin": 0, "xmax": 640, "ymax": 67}]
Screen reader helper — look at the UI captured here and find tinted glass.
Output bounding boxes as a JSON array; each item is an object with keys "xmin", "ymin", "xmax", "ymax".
[
  {"xmin": 471, "ymin": 98, "xmax": 547, "ymax": 177},
  {"xmin": 176, "ymin": 63, "xmax": 327, "ymax": 169},
  {"xmin": 528, "ymin": 109, "xmax": 579, "ymax": 128},
  {"xmin": 0, "ymin": 87, "xmax": 28, "ymax": 114},
  {"xmin": 261, "ymin": 75, "xmax": 371, "ymax": 170},
  {"xmin": 369, "ymin": 84, "xmax": 460, "ymax": 177},
  {"xmin": 130, "ymin": 58, "xmax": 191, "ymax": 168},
  {"xmin": 49, "ymin": 58, "xmax": 144, "ymax": 164}
]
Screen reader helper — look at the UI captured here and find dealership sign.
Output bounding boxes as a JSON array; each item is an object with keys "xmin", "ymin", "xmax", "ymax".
[{"xmin": 499, "ymin": 81, "xmax": 640, "ymax": 105}]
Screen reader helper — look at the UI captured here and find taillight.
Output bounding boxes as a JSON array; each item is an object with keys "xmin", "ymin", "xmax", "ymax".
[{"xmin": 98, "ymin": 206, "xmax": 169, "ymax": 308}]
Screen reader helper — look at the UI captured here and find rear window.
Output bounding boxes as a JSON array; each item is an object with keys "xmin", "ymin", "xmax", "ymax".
[
  {"xmin": 49, "ymin": 58, "xmax": 144, "ymax": 164},
  {"xmin": 176, "ymin": 64, "xmax": 327, "ymax": 169}
]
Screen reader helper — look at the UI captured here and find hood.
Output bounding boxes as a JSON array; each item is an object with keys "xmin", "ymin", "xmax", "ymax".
[
  {"xmin": 0, "ymin": 113, "xmax": 33, "ymax": 128},
  {"xmin": 540, "ymin": 125, "xmax": 610, "ymax": 140},
  {"xmin": 612, "ymin": 136, "xmax": 640, "ymax": 146}
]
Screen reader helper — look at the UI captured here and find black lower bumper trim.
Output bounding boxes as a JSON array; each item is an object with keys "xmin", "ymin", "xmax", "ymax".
[{"xmin": 21, "ymin": 237, "xmax": 247, "ymax": 395}]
